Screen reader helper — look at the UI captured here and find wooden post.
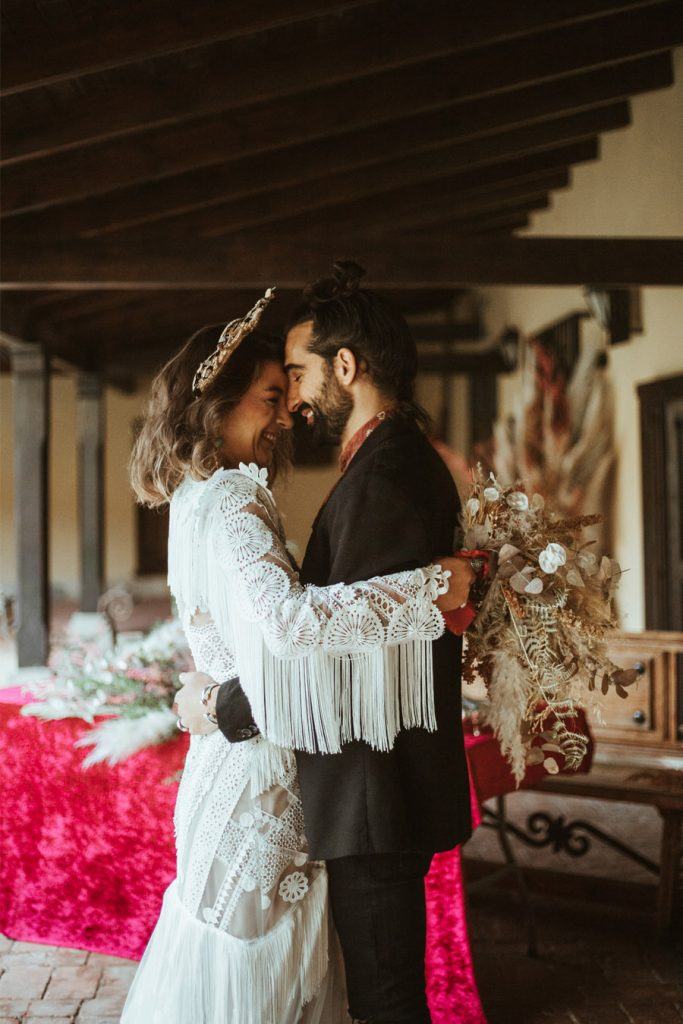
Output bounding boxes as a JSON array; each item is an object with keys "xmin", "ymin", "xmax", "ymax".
[
  {"xmin": 470, "ymin": 373, "xmax": 498, "ymax": 450},
  {"xmin": 77, "ymin": 371, "xmax": 104, "ymax": 612},
  {"xmin": 12, "ymin": 346, "xmax": 50, "ymax": 665}
]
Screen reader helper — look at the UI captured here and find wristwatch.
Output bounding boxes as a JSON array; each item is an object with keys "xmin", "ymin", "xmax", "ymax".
[
  {"xmin": 201, "ymin": 682, "xmax": 220, "ymax": 725},
  {"xmin": 468, "ymin": 556, "xmax": 486, "ymax": 576}
]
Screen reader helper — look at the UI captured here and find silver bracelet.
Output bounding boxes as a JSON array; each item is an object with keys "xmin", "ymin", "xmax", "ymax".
[{"xmin": 201, "ymin": 682, "xmax": 221, "ymax": 707}]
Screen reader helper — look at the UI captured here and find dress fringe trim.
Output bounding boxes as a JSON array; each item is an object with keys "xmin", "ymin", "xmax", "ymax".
[
  {"xmin": 211, "ymin": 585, "xmax": 436, "ymax": 755},
  {"xmin": 121, "ymin": 874, "xmax": 331, "ymax": 1024}
]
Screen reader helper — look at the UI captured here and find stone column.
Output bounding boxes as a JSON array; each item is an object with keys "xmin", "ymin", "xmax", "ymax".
[
  {"xmin": 77, "ymin": 372, "xmax": 104, "ymax": 612},
  {"xmin": 12, "ymin": 346, "xmax": 50, "ymax": 666}
]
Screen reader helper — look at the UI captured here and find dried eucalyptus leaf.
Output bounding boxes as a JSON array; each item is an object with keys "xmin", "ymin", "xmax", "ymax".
[
  {"xmin": 611, "ymin": 667, "xmax": 639, "ymax": 688},
  {"xmin": 511, "ymin": 572, "xmax": 531, "ymax": 594},
  {"xmin": 566, "ymin": 568, "xmax": 585, "ymax": 588},
  {"xmin": 499, "ymin": 543, "xmax": 521, "ymax": 562}
]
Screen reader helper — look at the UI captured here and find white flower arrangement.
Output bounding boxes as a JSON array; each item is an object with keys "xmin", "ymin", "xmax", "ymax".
[{"xmin": 21, "ymin": 619, "xmax": 192, "ymax": 766}]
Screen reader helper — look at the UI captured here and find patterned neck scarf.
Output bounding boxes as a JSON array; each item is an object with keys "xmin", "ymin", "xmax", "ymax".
[{"xmin": 338, "ymin": 408, "xmax": 397, "ymax": 474}]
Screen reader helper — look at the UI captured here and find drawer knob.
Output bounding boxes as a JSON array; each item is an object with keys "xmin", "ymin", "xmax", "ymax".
[
  {"xmin": 632, "ymin": 709, "xmax": 647, "ymax": 725},
  {"xmin": 633, "ymin": 661, "xmax": 646, "ymax": 675}
]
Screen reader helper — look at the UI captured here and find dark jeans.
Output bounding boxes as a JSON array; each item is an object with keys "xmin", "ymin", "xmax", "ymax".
[{"xmin": 327, "ymin": 851, "xmax": 434, "ymax": 1024}]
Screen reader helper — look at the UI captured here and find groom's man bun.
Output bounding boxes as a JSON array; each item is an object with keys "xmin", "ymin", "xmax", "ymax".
[
  {"xmin": 303, "ymin": 260, "xmax": 365, "ymax": 304},
  {"xmin": 289, "ymin": 261, "xmax": 429, "ymax": 427}
]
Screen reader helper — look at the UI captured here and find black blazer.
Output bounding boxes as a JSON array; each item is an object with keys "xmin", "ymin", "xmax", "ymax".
[{"xmin": 217, "ymin": 416, "xmax": 472, "ymax": 861}]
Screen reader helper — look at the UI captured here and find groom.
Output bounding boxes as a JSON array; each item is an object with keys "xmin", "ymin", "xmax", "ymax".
[{"xmin": 178, "ymin": 263, "xmax": 473, "ymax": 1023}]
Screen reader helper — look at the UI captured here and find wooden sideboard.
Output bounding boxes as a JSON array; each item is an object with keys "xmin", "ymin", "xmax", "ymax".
[{"xmin": 593, "ymin": 630, "xmax": 683, "ymax": 764}]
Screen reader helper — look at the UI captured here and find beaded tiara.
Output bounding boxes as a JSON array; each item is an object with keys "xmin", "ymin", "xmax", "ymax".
[{"xmin": 192, "ymin": 287, "xmax": 276, "ymax": 395}]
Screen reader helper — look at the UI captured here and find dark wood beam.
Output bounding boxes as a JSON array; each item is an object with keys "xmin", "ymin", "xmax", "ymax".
[
  {"xmin": 413, "ymin": 324, "xmax": 484, "ymax": 343},
  {"xmin": 3, "ymin": 104, "xmax": 623, "ymax": 232},
  {"xmin": 3, "ymin": 3, "xmax": 678, "ymax": 164},
  {"xmin": 408, "ymin": 199, "xmax": 550, "ymax": 236},
  {"xmin": 376, "ymin": 195, "xmax": 554, "ymax": 234},
  {"xmin": 464, "ymin": 216, "xmax": 531, "ymax": 237},
  {"xmin": 419, "ymin": 349, "xmax": 514, "ymax": 375},
  {"xmin": 1, "ymin": 0, "xmax": 376, "ymax": 96},
  {"xmin": 130, "ymin": 141, "xmax": 593, "ymax": 243},
  {"xmin": 31, "ymin": 292, "xmax": 153, "ymax": 325},
  {"xmin": 4, "ymin": 235, "xmax": 682, "ymax": 288},
  {"xmin": 206, "ymin": 167, "xmax": 573, "ymax": 239},
  {"xmin": 30, "ymin": 287, "xmax": 462, "ymax": 345},
  {"xmin": 2, "ymin": 57, "xmax": 667, "ymax": 239}
]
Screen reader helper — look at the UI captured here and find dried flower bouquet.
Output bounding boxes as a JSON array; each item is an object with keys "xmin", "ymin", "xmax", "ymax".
[{"xmin": 462, "ymin": 468, "xmax": 638, "ymax": 782}]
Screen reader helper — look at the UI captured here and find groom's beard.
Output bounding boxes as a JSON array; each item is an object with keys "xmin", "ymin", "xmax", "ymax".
[{"xmin": 304, "ymin": 364, "xmax": 353, "ymax": 446}]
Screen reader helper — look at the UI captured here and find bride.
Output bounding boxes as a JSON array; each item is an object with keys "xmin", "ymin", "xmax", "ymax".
[{"xmin": 122, "ymin": 291, "xmax": 468, "ymax": 1024}]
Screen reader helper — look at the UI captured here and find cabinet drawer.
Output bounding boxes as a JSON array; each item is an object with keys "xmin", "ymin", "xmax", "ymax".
[{"xmin": 590, "ymin": 639, "xmax": 668, "ymax": 744}]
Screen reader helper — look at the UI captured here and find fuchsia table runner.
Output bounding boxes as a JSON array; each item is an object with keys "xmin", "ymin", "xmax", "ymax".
[{"xmin": 0, "ymin": 686, "xmax": 495, "ymax": 1022}]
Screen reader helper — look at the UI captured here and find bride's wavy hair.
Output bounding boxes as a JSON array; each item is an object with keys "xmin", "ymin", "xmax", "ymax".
[{"xmin": 130, "ymin": 326, "xmax": 292, "ymax": 508}]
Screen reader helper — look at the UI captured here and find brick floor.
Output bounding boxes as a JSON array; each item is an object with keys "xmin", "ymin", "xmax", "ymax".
[
  {"xmin": 0, "ymin": 948, "xmax": 137, "ymax": 1024},
  {"xmin": 467, "ymin": 890, "xmax": 683, "ymax": 1024},
  {"xmin": 0, "ymin": 894, "xmax": 680, "ymax": 1023}
]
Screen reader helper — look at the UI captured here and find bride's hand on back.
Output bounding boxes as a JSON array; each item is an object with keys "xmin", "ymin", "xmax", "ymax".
[
  {"xmin": 434, "ymin": 555, "xmax": 475, "ymax": 612},
  {"xmin": 174, "ymin": 671, "xmax": 219, "ymax": 735}
]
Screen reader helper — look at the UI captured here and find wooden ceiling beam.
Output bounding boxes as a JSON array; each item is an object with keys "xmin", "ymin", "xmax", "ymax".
[
  {"xmin": 351, "ymin": 192, "xmax": 557, "ymax": 236},
  {"xmin": 426, "ymin": 205, "xmax": 542, "ymax": 236},
  {"xmin": 3, "ymin": 3, "xmax": 678, "ymax": 164},
  {"xmin": 1, "ymin": 0, "xmax": 376, "ymax": 96},
  {"xmin": 2, "ymin": 55, "xmax": 668, "ymax": 235},
  {"xmin": 118, "ymin": 140, "xmax": 596, "ymax": 244},
  {"xmin": 4, "ymin": 235, "xmax": 682, "ymax": 288},
  {"xmin": 463, "ymin": 217, "xmax": 531, "ymax": 237},
  {"xmin": 29, "ymin": 286, "xmax": 462, "ymax": 339},
  {"xmin": 4, "ymin": 0, "xmax": 663, "ymax": 98},
  {"xmin": 3, "ymin": 103, "xmax": 624, "ymax": 232},
  {"xmin": 224, "ymin": 176, "xmax": 564, "ymax": 242},
  {"xmin": 197, "ymin": 154, "xmax": 583, "ymax": 240}
]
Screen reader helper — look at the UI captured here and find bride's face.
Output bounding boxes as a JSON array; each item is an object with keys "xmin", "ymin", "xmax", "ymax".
[{"xmin": 218, "ymin": 361, "xmax": 293, "ymax": 468}]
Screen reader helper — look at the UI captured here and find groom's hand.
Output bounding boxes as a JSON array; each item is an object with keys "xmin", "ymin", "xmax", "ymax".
[
  {"xmin": 174, "ymin": 671, "xmax": 218, "ymax": 735},
  {"xmin": 434, "ymin": 555, "xmax": 475, "ymax": 612}
]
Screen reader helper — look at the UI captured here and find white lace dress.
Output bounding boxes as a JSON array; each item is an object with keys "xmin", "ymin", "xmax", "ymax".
[{"xmin": 121, "ymin": 463, "xmax": 448, "ymax": 1024}]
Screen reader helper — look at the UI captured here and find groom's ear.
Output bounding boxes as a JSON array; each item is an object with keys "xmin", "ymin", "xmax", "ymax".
[{"xmin": 334, "ymin": 347, "xmax": 359, "ymax": 386}]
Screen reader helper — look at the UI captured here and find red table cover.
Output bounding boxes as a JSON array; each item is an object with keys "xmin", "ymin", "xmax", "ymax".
[{"xmin": 1, "ymin": 686, "xmax": 586, "ymax": 1023}]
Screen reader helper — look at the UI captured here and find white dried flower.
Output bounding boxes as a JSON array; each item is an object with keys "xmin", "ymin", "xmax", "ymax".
[
  {"xmin": 483, "ymin": 487, "xmax": 500, "ymax": 502},
  {"xmin": 506, "ymin": 491, "xmax": 529, "ymax": 511},
  {"xmin": 538, "ymin": 542, "xmax": 567, "ymax": 574},
  {"xmin": 576, "ymin": 549, "xmax": 598, "ymax": 574},
  {"xmin": 466, "ymin": 497, "xmax": 480, "ymax": 516}
]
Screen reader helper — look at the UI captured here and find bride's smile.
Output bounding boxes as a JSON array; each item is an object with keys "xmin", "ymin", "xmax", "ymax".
[{"xmin": 217, "ymin": 361, "xmax": 293, "ymax": 469}]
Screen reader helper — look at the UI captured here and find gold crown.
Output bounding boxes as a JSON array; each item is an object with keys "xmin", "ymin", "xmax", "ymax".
[{"xmin": 192, "ymin": 287, "xmax": 276, "ymax": 395}]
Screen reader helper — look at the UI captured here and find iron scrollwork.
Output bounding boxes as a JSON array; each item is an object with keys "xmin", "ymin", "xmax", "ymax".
[{"xmin": 483, "ymin": 805, "xmax": 659, "ymax": 876}]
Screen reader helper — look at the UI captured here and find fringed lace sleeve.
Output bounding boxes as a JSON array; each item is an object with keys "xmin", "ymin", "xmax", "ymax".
[{"xmin": 205, "ymin": 467, "xmax": 448, "ymax": 753}]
